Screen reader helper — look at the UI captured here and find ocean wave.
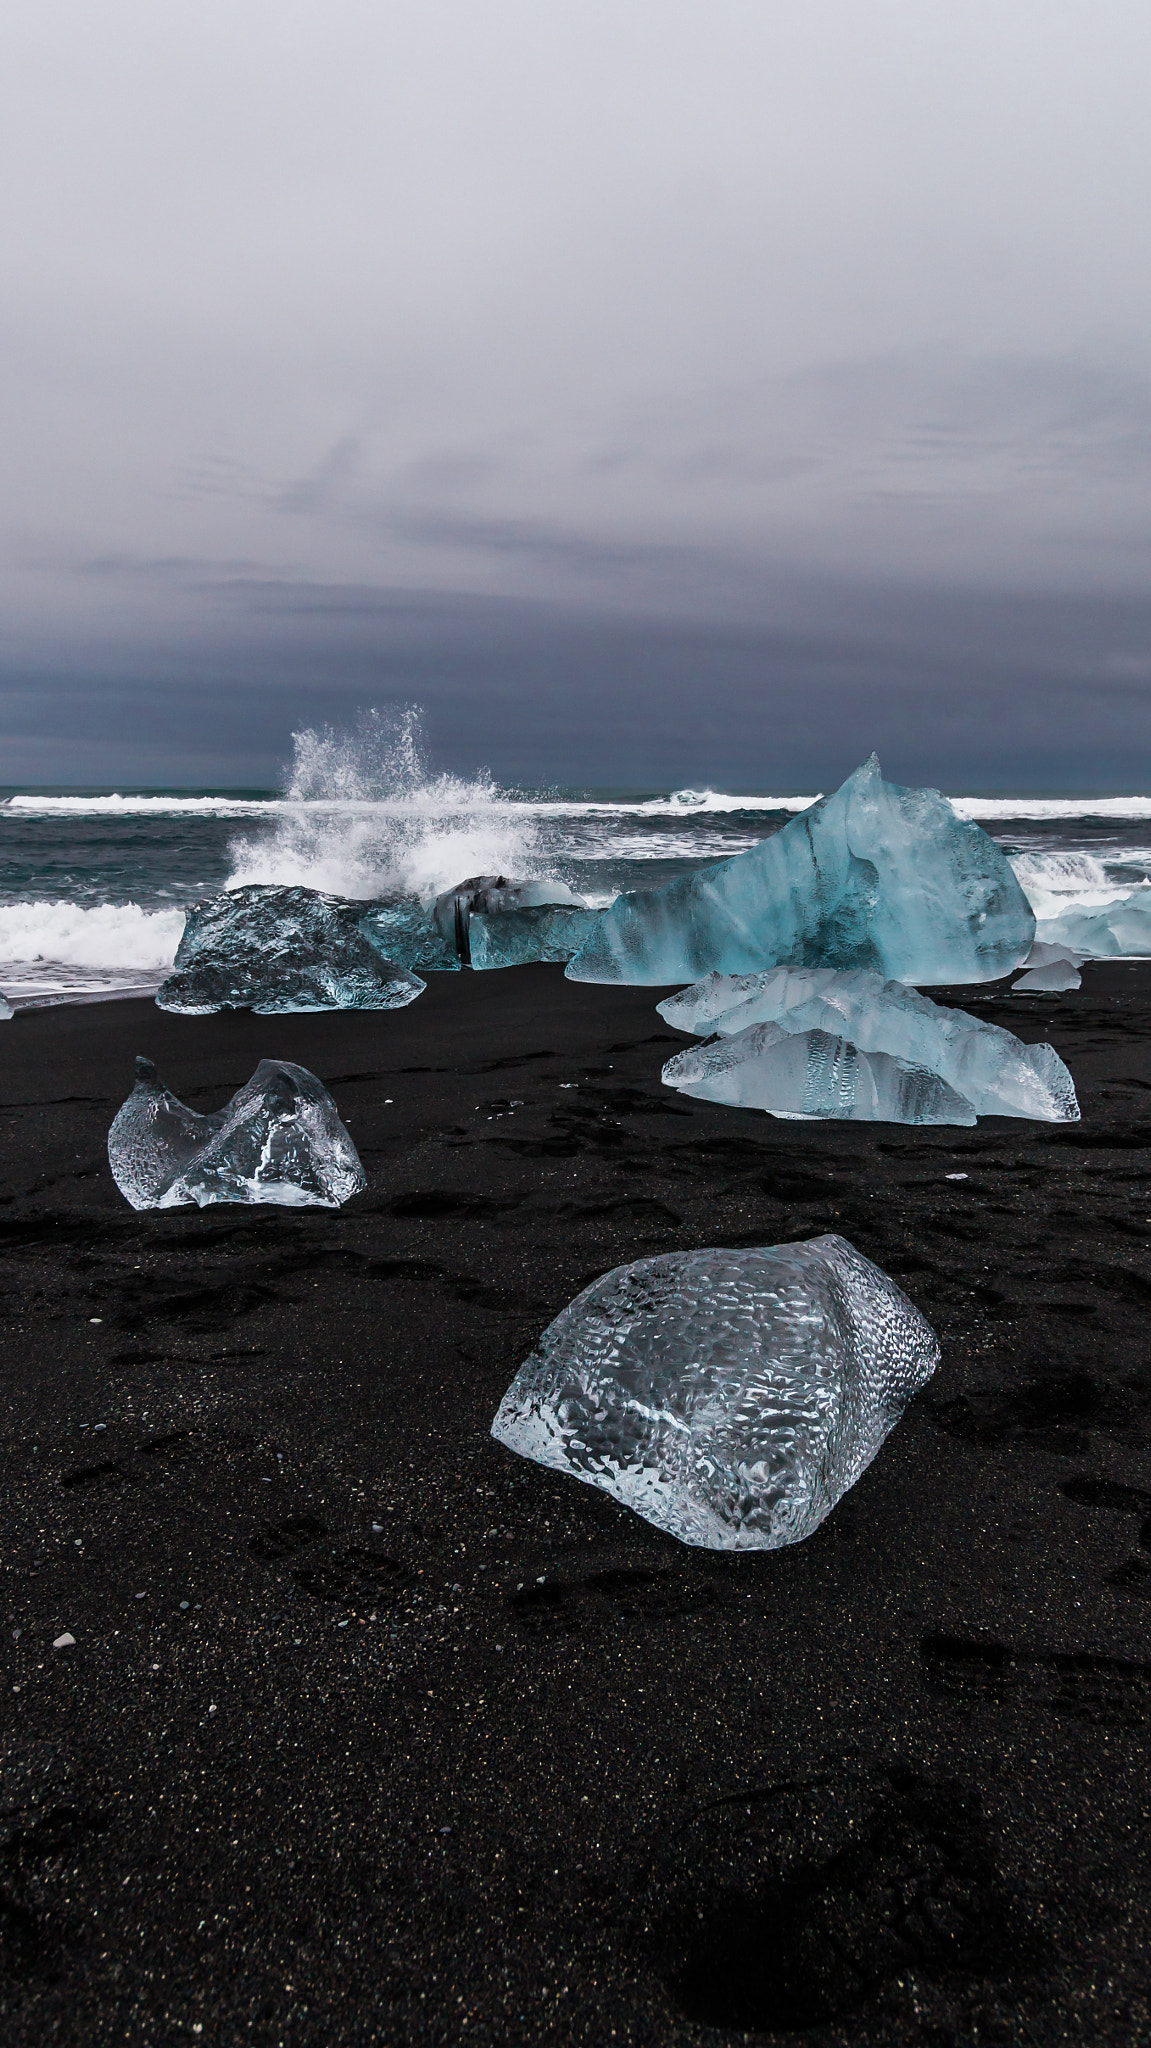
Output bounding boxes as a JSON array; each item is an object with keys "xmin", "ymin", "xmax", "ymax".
[{"xmin": 0, "ymin": 900, "xmax": 185, "ymax": 971}]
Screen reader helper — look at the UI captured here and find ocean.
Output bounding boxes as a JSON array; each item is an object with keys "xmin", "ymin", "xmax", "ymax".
[{"xmin": 3, "ymin": 721, "xmax": 1151, "ymax": 1008}]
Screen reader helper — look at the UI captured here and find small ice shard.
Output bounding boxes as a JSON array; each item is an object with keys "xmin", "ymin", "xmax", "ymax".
[
  {"xmin": 1034, "ymin": 889, "xmax": 1151, "ymax": 960},
  {"xmin": 468, "ymin": 903, "xmax": 600, "ymax": 970},
  {"xmin": 156, "ymin": 886, "xmax": 426, "ymax": 1014},
  {"xmin": 0, "ymin": 991, "xmax": 12, "ymax": 1020},
  {"xmin": 432, "ymin": 875, "xmax": 587, "ymax": 966},
  {"xmin": 659, "ymin": 966, "xmax": 1079, "ymax": 1122},
  {"xmin": 567, "ymin": 754, "xmax": 1034, "ymax": 987},
  {"xmin": 1012, "ymin": 942, "xmax": 1083, "ymax": 994},
  {"xmin": 108, "ymin": 1055, "xmax": 367, "ymax": 1209},
  {"xmin": 664, "ymin": 1020, "xmax": 977, "ymax": 1124},
  {"xmin": 491, "ymin": 1235, "xmax": 940, "ymax": 1549}
]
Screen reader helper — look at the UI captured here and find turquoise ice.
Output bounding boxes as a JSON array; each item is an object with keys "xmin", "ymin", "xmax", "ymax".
[
  {"xmin": 659, "ymin": 965, "xmax": 1078, "ymax": 1122},
  {"xmin": 566, "ymin": 755, "xmax": 1034, "ymax": 987},
  {"xmin": 158, "ymin": 886, "xmax": 426, "ymax": 1012},
  {"xmin": 1034, "ymin": 890, "xmax": 1151, "ymax": 960}
]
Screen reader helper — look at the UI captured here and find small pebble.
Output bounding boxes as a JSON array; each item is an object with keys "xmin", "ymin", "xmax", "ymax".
[
  {"xmin": 945, "ymin": 1172, "xmax": 969, "ymax": 1181},
  {"xmin": 53, "ymin": 1632, "xmax": 75, "ymax": 1650},
  {"xmin": 89, "ymin": 1318, "xmax": 103, "ymax": 1325}
]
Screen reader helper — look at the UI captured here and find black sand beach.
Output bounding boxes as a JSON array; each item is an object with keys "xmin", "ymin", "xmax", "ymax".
[{"xmin": 2, "ymin": 963, "xmax": 1150, "ymax": 2045}]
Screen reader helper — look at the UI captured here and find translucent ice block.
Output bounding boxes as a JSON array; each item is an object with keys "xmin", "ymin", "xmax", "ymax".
[
  {"xmin": 432, "ymin": 875, "xmax": 587, "ymax": 966},
  {"xmin": 1034, "ymin": 889, "xmax": 1151, "ymax": 959},
  {"xmin": 157, "ymin": 886, "xmax": 426, "ymax": 1014},
  {"xmin": 663, "ymin": 1019, "xmax": 977, "ymax": 1124},
  {"xmin": 491, "ymin": 1235, "xmax": 940, "ymax": 1549},
  {"xmin": 108, "ymin": 1055, "xmax": 367, "ymax": 1209},
  {"xmin": 566, "ymin": 755, "xmax": 1034, "ymax": 987},
  {"xmin": 660, "ymin": 966, "xmax": 1078, "ymax": 1121},
  {"xmin": 468, "ymin": 903, "xmax": 599, "ymax": 970}
]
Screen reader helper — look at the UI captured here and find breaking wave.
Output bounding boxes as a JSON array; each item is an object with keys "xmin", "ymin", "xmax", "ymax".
[{"xmin": 226, "ymin": 707, "xmax": 551, "ymax": 902}]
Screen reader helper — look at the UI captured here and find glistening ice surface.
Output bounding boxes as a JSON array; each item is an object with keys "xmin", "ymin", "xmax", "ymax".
[
  {"xmin": 491, "ymin": 1235, "xmax": 940, "ymax": 1550},
  {"xmin": 659, "ymin": 966, "xmax": 1079, "ymax": 1122},
  {"xmin": 663, "ymin": 1021, "xmax": 977, "ymax": 1124},
  {"xmin": 156, "ymin": 885, "xmax": 426, "ymax": 1014},
  {"xmin": 108, "ymin": 1056, "xmax": 367, "ymax": 1210},
  {"xmin": 566, "ymin": 755, "xmax": 1034, "ymax": 987}
]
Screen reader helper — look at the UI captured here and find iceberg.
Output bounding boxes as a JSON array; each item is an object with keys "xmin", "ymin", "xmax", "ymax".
[
  {"xmin": 659, "ymin": 966, "xmax": 1079, "ymax": 1122},
  {"xmin": 491, "ymin": 1235, "xmax": 940, "ymax": 1549},
  {"xmin": 1033, "ymin": 889, "xmax": 1151, "ymax": 961},
  {"xmin": 431, "ymin": 875, "xmax": 587, "ymax": 966},
  {"xmin": 108, "ymin": 1055, "xmax": 367, "ymax": 1210},
  {"xmin": 566, "ymin": 754, "xmax": 1034, "ymax": 987},
  {"xmin": 156, "ymin": 886, "xmax": 426, "ymax": 1014}
]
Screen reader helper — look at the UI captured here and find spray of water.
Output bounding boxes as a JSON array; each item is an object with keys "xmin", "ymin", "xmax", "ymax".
[{"xmin": 227, "ymin": 707, "xmax": 548, "ymax": 902}]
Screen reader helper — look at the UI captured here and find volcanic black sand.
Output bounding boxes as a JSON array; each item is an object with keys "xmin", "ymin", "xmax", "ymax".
[{"xmin": 2, "ymin": 963, "xmax": 1150, "ymax": 2045}]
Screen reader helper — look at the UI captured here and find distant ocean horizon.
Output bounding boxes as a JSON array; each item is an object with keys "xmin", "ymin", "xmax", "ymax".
[{"xmin": 4, "ymin": 734, "xmax": 1151, "ymax": 1007}]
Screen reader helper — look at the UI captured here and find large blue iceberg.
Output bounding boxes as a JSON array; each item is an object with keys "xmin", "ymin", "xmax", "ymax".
[
  {"xmin": 566, "ymin": 755, "xmax": 1034, "ymax": 987},
  {"xmin": 157, "ymin": 886, "xmax": 426, "ymax": 1014},
  {"xmin": 659, "ymin": 967, "xmax": 1078, "ymax": 1123},
  {"xmin": 492, "ymin": 1235, "xmax": 940, "ymax": 1549},
  {"xmin": 108, "ymin": 1056, "xmax": 367, "ymax": 1210}
]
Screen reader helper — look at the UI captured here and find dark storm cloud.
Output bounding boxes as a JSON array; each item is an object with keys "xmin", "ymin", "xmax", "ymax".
[{"xmin": 2, "ymin": 5, "xmax": 1150, "ymax": 784}]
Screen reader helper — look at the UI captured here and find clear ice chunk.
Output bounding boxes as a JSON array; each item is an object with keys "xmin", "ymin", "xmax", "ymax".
[
  {"xmin": 659, "ymin": 966, "xmax": 1079, "ymax": 1121},
  {"xmin": 431, "ymin": 875, "xmax": 586, "ymax": 966},
  {"xmin": 491, "ymin": 1235, "xmax": 940, "ymax": 1550},
  {"xmin": 468, "ymin": 903, "xmax": 600, "ymax": 970},
  {"xmin": 663, "ymin": 1019, "xmax": 977, "ymax": 1124},
  {"xmin": 357, "ymin": 899, "xmax": 460, "ymax": 972},
  {"xmin": 156, "ymin": 886, "xmax": 426, "ymax": 1014},
  {"xmin": 1012, "ymin": 942, "xmax": 1083, "ymax": 994},
  {"xmin": 108, "ymin": 1055, "xmax": 367, "ymax": 1210},
  {"xmin": 566, "ymin": 754, "xmax": 1034, "ymax": 987},
  {"xmin": 1033, "ymin": 890, "xmax": 1151, "ymax": 960},
  {"xmin": 0, "ymin": 991, "xmax": 11, "ymax": 1020}
]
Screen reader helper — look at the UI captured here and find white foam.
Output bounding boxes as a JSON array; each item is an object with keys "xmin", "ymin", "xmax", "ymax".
[{"xmin": 0, "ymin": 900, "xmax": 185, "ymax": 971}]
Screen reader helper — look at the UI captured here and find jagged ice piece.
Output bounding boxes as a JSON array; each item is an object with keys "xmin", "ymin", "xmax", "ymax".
[
  {"xmin": 492, "ymin": 1236, "xmax": 940, "ymax": 1549},
  {"xmin": 663, "ymin": 1019, "xmax": 977, "ymax": 1124},
  {"xmin": 567, "ymin": 754, "xmax": 1034, "ymax": 987},
  {"xmin": 661, "ymin": 965, "xmax": 1078, "ymax": 1121},
  {"xmin": 108, "ymin": 1056, "xmax": 367, "ymax": 1210},
  {"xmin": 157, "ymin": 886, "xmax": 425, "ymax": 1014}
]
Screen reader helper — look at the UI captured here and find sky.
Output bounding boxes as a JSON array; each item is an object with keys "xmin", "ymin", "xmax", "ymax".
[{"xmin": 2, "ymin": 1, "xmax": 1150, "ymax": 789}]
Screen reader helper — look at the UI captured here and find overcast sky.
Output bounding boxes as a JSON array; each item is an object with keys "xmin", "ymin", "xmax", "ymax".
[{"xmin": 3, "ymin": 1, "xmax": 1150, "ymax": 787}]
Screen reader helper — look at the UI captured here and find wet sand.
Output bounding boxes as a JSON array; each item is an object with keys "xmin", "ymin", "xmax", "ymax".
[{"xmin": 2, "ymin": 962, "xmax": 1150, "ymax": 2044}]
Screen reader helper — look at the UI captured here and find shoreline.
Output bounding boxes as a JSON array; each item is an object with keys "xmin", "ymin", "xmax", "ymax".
[{"xmin": 2, "ymin": 961, "xmax": 1150, "ymax": 2042}]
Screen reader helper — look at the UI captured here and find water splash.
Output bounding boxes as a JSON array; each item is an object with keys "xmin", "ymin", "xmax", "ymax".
[{"xmin": 227, "ymin": 707, "xmax": 548, "ymax": 902}]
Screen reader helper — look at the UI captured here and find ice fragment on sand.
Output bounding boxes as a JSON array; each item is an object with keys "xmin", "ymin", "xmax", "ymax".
[
  {"xmin": 664, "ymin": 1020, "xmax": 977, "ymax": 1124},
  {"xmin": 432, "ymin": 874, "xmax": 587, "ymax": 966},
  {"xmin": 108, "ymin": 1055, "xmax": 366, "ymax": 1209},
  {"xmin": 1012, "ymin": 942, "xmax": 1083, "ymax": 994},
  {"xmin": 0, "ymin": 991, "xmax": 11, "ymax": 1020},
  {"xmin": 566, "ymin": 754, "xmax": 1034, "ymax": 987},
  {"xmin": 659, "ymin": 966, "xmax": 1079, "ymax": 1122},
  {"xmin": 156, "ymin": 886, "xmax": 425, "ymax": 1014},
  {"xmin": 492, "ymin": 1235, "xmax": 939, "ymax": 1550}
]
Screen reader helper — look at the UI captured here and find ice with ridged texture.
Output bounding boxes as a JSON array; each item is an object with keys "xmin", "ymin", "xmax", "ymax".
[
  {"xmin": 1034, "ymin": 890, "xmax": 1151, "ymax": 960},
  {"xmin": 156, "ymin": 886, "xmax": 425, "ymax": 1014},
  {"xmin": 664, "ymin": 1019, "xmax": 977, "ymax": 1124},
  {"xmin": 566, "ymin": 754, "xmax": 1034, "ymax": 987},
  {"xmin": 356, "ymin": 900, "xmax": 459, "ymax": 972},
  {"xmin": 491, "ymin": 1235, "xmax": 940, "ymax": 1549},
  {"xmin": 108, "ymin": 1055, "xmax": 367, "ymax": 1210},
  {"xmin": 659, "ymin": 966, "xmax": 1079, "ymax": 1121},
  {"xmin": 432, "ymin": 874, "xmax": 587, "ymax": 966},
  {"xmin": 468, "ymin": 903, "xmax": 599, "ymax": 970}
]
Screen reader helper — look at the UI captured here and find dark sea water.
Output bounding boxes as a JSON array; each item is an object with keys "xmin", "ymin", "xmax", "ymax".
[{"xmin": 2, "ymin": 759, "xmax": 1151, "ymax": 1005}]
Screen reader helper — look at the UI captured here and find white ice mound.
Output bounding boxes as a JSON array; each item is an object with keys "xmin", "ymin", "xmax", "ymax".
[
  {"xmin": 108, "ymin": 1055, "xmax": 367, "ymax": 1210},
  {"xmin": 1034, "ymin": 889, "xmax": 1151, "ymax": 960},
  {"xmin": 491, "ymin": 1236, "xmax": 940, "ymax": 1550},
  {"xmin": 659, "ymin": 967, "xmax": 1079, "ymax": 1123},
  {"xmin": 566, "ymin": 754, "xmax": 1034, "ymax": 987},
  {"xmin": 156, "ymin": 886, "xmax": 426, "ymax": 1014}
]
